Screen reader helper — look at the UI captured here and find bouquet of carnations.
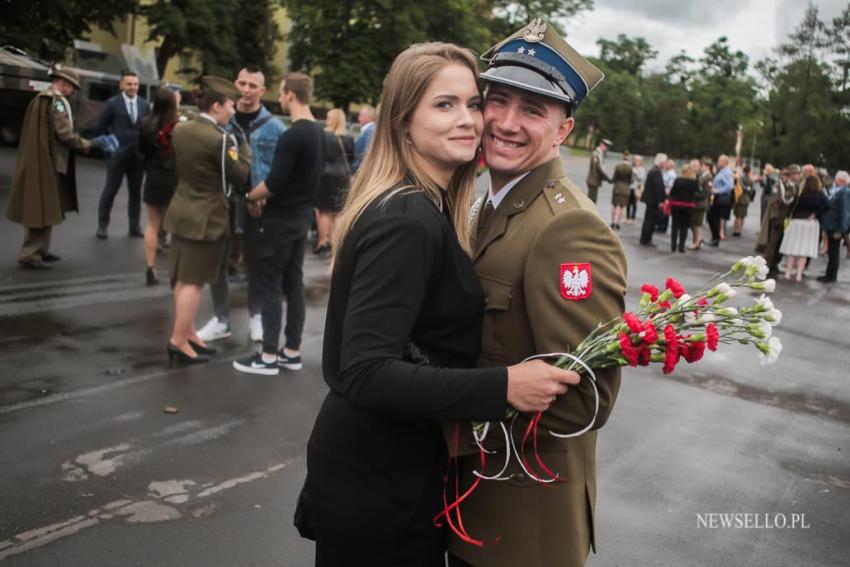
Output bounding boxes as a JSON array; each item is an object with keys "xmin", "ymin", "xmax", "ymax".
[{"xmin": 436, "ymin": 256, "xmax": 783, "ymax": 545}]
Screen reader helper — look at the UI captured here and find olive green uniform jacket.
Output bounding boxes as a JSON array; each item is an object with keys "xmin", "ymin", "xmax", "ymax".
[
  {"xmin": 449, "ymin": 157, "xmax": 627, "ymax": 567},
  {"xmin": 163, "ymin": 116, "xmax": 251, "ymax": 242},
  {"xmin": 6, "ymin": 85, "xmax": 91, "ymax": 228},
  {"xmin": 611, "ymin": 161, "xmax": 634, "ymax": 198},
  {"xmin": 585, "ymin": 148, "xmax": 611, "ymax": 189}
]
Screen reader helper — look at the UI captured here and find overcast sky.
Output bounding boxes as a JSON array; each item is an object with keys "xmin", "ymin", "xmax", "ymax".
[{"xmin": 561, "ymin": 0, "xmax": 848, "ymax": 73}]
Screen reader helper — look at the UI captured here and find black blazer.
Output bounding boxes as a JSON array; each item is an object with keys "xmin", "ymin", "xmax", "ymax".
[
  {"xmin": 306, "ymin": 187, "xmax": 507, "ymax": 561},
  {"xmin": 96, "ymin": 94, "xmax": 149, "ymax": 151},
  {"xmin": 642, "ymin": 166, "xmax": 667, "ymax": 205},
  {"xmin": 670, "ymin": 177, "xmax": 698, "ymax": 204}
]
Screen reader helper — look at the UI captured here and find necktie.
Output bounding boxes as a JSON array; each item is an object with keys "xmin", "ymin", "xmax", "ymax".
[
  {"xmin": 129, "ymin": 100, "xmax": 136, "ymax": 123},
  {"xmin": 477, "ymin": 200, "xmax": 496, "ymax": 239}
]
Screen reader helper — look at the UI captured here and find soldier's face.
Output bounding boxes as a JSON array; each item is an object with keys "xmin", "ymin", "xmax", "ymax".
[
  {"xmin": 56, "ymin": 79, "xmax": 76, "ymax": 97},
  {"xmin": 482, "ymin": 85, "xmax": 573, "ymax": 177},
  {"xmin": 121, "ymin": 75, "xmax": 139, "ymax": 98},
  {"xmin": 406, "ymin": 63, "xmax": 483, "ymax": 180}
]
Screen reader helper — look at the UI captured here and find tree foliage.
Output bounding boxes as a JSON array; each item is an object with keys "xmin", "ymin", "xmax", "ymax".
[
  {"xmin": 143, "ymin": 0, "xmax": 280, "ymax": 80},
  {"xmin": 281, "ymin": 0, "xmax": 593, "ymax": 110},
  {"xmin": 281, "ymin": 0, "xmax": 492, "ymax": 110},
  {"xmin": 574, "ymin": 3, "xmax": 850, "ymax": 171},
  {"xmin": 0, "ymin": 0, "xmax": 138, "ymax": 60}
]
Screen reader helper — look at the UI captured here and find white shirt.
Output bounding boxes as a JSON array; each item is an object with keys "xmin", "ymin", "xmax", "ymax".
[
  {"xmin": 487, "ymin": 172, "xmax": 531, "ymax": 210},
  {"xmin": 122, "ymin": 92, "xmax": 138, "ymax": 123}
]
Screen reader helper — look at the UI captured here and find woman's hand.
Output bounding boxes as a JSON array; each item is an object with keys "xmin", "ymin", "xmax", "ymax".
[{"xmin": 506, "ymin": 360, "xmax": 581, "ymax": 413}]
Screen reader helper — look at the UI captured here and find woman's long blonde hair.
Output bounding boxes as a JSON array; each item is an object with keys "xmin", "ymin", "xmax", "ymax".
[
  {"xmin": 325, "ymin": 108, "xmax": 346, "ymax": 135},
  {"xmin": 332, "ymin": 42, "xmax": 482, "ymax": 258}
]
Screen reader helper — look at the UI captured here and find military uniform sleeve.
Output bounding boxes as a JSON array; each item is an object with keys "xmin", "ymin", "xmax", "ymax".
[
  {"xmin": 524, "ymin": 208, "xmax": 627, "ymax": 433},
  {"xmin": 50, "ymin": 100, "xmax": 90, "ymax": 152},
  {"xmin": 225, "ymin": 136, "xmax": 251, "ymax": 189}
]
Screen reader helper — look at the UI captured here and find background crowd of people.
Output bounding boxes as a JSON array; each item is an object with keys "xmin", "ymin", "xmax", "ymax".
[{"xmin": 588, "ymin": 148, "xmax": 850, "ymax": 284}]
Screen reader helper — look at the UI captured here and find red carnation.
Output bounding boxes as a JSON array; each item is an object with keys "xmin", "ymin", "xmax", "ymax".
[
  {"xmin": 663, "ymin": 324, "xmax": 677, "ymax": 344},
  {"xmin": 705, "ymin": 323, "xmax": 720, "ymax": 351},
  {"xmin": 640, "ymin": 284, "xmax": 659, "ymax": 302},
  {"xmin": 681, "ymin": 340, "xmax": 706, "ymax": 363},
  {"xmin": 663, "ymin": 343, "xmax": 680, "ymax": 374},
  {"xmin": 659, "ymin": 300, "xmax": 672, "ymax": 311},
  {"xmin": 623, "ymin": 311, "xmax": 643, "ymax": 334},
  {"xmin": 696, "ymin": 296, "xmax": 709, "ymax": 307},
  {"xmin": 619, "ymin": 332, "xmax": 639, "ymax": 367},
  {"xmin": 665, "ymin": 277, "xmax": 686, "ymax": 299},
  {"xmin": 641, "ymin": 321, "xmax": 659, "ymax": 344}
]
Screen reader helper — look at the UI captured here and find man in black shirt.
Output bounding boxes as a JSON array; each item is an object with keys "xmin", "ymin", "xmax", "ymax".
[{"xmin": 233, "ymin": 72, "xmax": 325, "ymax": 376}]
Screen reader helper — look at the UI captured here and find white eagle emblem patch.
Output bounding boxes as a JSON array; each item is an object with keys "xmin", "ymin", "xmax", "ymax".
[{"xmin": 560, "ymin": 262, "xmax": 592, "ymax": 300}]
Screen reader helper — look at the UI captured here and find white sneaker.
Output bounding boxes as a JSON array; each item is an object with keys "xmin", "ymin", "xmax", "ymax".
[
  {"xmin": 249, "ymin": 314, "xmax": 263, "ymax": 342},
  {"xmin": 197, "ymin": 317, "xmax": 231, "ymax": 342}
]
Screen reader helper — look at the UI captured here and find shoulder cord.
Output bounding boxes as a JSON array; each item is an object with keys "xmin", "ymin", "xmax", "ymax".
[{"xmin": 472, "ymin": 352, "xmax": 599, "ymax": 483}]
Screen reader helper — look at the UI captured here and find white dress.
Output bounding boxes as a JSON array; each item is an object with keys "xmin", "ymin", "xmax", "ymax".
[{"xmin": 780, "ymin": 218, "xmax": 820, "ymax": 258}]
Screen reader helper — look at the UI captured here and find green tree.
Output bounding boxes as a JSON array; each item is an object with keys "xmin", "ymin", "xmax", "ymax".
[
  {"xmin": 596, "ymin": 34, "xmax": 658, "ymax": 75},
  {"xmin": 0, "ymin": 0, "xmax": 137, "ymax": 60},
  {"xmin": 281, "ymin": 0, "xmax": 492, "ymax": 110},
  {"xmin": 143, "ymin": 0, "xmax": 280, "ymax": 79},
  {"xmin": 488, "ymin": 0, "xmax": 593, "ymax": 37},
  {"xmin": 830, "ymin": 3, "xmax": 850, "ymax": 91}
]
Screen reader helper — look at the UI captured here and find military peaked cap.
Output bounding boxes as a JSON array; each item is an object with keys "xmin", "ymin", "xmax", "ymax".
[{"xmin": 480, "ymin": 18, "xmax": 604, "ymax": 106}]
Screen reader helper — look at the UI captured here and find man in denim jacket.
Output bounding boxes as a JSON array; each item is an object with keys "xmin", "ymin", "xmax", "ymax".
[
  {"xmin": 818, "ymin": 170, "xmax": 850, "ymax": 283},
  {"xmin": 198, "ymin": 67, "xmax": 286, "ymax": 343}
]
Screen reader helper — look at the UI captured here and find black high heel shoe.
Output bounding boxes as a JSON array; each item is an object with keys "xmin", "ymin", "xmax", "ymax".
[
  {"xmin": 146, "ymin": 267, "xmax": 159, "ymax": 286},
  {"xmin": 167, "ymin": 343, "xmax": 210, "ymax": 365},
  {"xmin": 188, "ymin": 340, "xmax": 217, "ymax": 355}
]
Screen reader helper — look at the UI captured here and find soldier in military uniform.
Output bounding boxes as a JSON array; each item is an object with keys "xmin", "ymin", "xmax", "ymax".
[
  {"xmin": 756, "ymin": 164, "xmax": 800, "ymax": 277},
  {"xmin": 447, "ymin": 19, "xmax": 627, "ymax": 567},
  {"xmin": 163, "ymin": 76, "xmax": 251, "ymax": 364},
  {"xmin": 610, "ymin": 151, "xmax": 633, "ymax": 229},
  {"xmin": 585, "ymin": 138, "xmax": 612, "ymax": 204},
  {"xmin": 6, "ymin": 66, "xmax": 96, "ymax": 269}
]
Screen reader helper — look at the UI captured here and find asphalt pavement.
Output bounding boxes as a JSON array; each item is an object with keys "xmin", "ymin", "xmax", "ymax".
[{"xmin": 0, "ymin": 146, "xmax": 848, "ymax": 566}]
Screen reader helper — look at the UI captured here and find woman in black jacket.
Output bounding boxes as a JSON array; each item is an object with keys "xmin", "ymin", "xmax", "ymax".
[
  {"xmin": 301, "ymin": 43, "xmax": 579, "ymax": 567},
  {"xmin": 139, "ymin": 87, "xmax": 180, "ymax": 285},
  {"xmin": 669, "ymin": 162, "xmax": 699, "ymax": 253}
]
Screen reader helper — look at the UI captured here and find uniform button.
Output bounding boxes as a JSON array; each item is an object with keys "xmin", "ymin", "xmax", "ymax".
[
  {"xmin": 547, "ymin": 180, "xmax": 556, "ymax": 187},
  {"xmin": 483, "ymin": 297, "xmax": 489, "ymax": 304},
  {"xmin": 511, "ymin": 472, "xmax": 526, "ymax": 482}
]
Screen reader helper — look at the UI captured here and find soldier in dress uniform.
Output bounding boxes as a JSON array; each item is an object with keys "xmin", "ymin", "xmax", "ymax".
[
  {"xmin": 585, "ymin": 138, "xmax": 612, "ymax": 204},
  {"xmin": 163, "ymin": 76, "xmax": 251, "ymax": 364},
  {"xmin": 447, "ymin": 19, "xmax": 628, "ymax": 567},
  {"xmin": 6, "ymin": 66, "xmax": 96, "ymax": 269},
  {"xmin": 756, "ymin": 164, "xmax": 800, "ymax": 278}
]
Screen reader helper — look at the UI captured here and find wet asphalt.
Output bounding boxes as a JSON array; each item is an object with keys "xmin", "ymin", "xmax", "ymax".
[{"xmin": 0, "ymin": 146, "xmax": 848, "ymax": 566}]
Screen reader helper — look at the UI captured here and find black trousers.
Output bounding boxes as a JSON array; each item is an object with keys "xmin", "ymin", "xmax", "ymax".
[
  {"xmin": 98, "ymin": 148, "xmax": 144, "ymax": 230},
  {"xmin": 640, "ymin": 203, "xmax": 659, "ymax": 244},
  {"xmin": 670, "ymin": 207, "xmax": 690, "ymax": 251},
  {"xmin": 626, "ymin": 190, "xmax": 637, "ymax": 219},
  {"xmin": 826, "ymin": 234, "xmax": 843, "ymax": 280},
  {"xmin": 256, "ymin": 209, "xmax": 311, "ymax": 354}
]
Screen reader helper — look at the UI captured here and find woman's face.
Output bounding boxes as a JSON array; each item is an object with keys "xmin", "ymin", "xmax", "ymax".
[{"xmin": 407, "ymin": 63, "xmax": 483, "ymax": 185}]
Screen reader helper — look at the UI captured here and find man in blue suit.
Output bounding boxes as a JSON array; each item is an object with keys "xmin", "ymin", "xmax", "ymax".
[{"xmin": 95, "ymin": 70, "xmax": 149, "ymax": 238}]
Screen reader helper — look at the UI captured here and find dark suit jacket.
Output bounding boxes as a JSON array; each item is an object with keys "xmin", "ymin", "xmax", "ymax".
[
  {"xmin": 96, "ymin": 94, "xmax": 149, "ymax": 152},
  {"xmin": 642, "ymin": 166, "xmax": 667, "ymax": 205}
]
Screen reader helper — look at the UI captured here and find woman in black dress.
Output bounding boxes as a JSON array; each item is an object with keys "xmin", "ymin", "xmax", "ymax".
[
  {"xmin": 314, "ymin": 108, "xmax": 354, "ymax": 255},
  {"xmin": 301, "ymin": 43, "xmax": 580, "ymax": 567},
  {"xmin": 669, "ymin": 162, "xmax": 699, "ymax": 252},
  {"xmin": 139, "ymin": 87, "xmax": 180, "ymax": 285}
]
